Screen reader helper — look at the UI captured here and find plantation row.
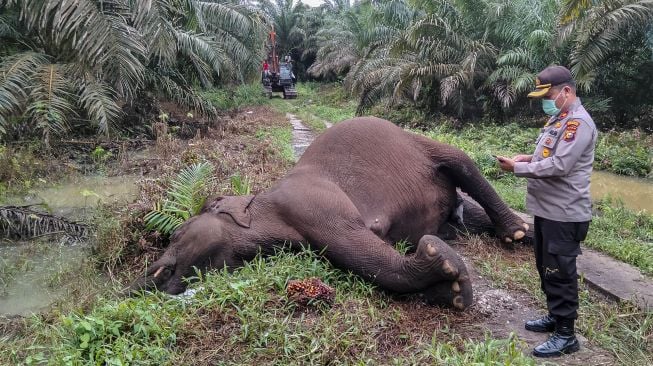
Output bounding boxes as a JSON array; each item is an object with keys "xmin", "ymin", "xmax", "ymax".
[{"xmin": 1, "ymin": 0, "xmax": 653, "ymax": 144}]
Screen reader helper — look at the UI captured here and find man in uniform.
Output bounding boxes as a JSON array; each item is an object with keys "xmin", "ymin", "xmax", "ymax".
[{"xmin": 496, "ymin": 65, "xmax": 597, "ymax": 357}]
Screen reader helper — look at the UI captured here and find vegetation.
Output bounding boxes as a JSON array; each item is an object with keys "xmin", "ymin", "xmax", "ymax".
[
  {"xmin": 309, "ymin": 0, "xmax": 653, "ymax": 129},
  {"xmin": 0, "ymin": 0, "xmax": 266, "ymax": 141},
  {"xmin": 144, "ymin": 162, "xmax": 215, "ymax": 236},
  {"xmin": 2, "ymin": 247, "xmax": 540, "ymax": 365},
  {"xmin": 1, "ymin": 0, "xmax": 653, "ymax": 365}
]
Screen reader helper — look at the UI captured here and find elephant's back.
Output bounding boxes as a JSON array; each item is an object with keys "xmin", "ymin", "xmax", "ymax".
[
  {"xmin": 292, "ymin": 116, "xmax": 455, "ymax": 243},
  {"xmin": 297, "ymin": 117, "xmax": 427, "ymax": 172}
]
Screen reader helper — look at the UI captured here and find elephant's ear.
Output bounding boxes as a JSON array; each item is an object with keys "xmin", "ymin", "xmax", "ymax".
[{"xmin": 202, "ymin": 195, "xmax": 255, "ymax": 228}]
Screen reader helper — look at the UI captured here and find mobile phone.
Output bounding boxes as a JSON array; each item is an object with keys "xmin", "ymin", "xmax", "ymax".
[{"xmin": 492, "ymin": 154, "xmax": 505, "ymax": 162}]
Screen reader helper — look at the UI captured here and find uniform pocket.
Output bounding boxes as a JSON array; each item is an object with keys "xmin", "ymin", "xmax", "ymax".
[
  {"xmin": 575, "ymin": 221, "xmax": 590, "ymax": 242},
  {"xmin": 548, "ymin": 240, "xmax": 581, "ymax": 256}
]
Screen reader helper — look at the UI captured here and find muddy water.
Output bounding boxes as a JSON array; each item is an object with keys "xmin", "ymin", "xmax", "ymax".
[
  {"xmin": 591, "ymin": 171, "xmax": 653, "ymax": 212},
  {"xmin": 1, "ymin": 175, "xmax": 139, "ymax": 316},
  {"xmin": 0, "ymin": 239, "xmax": 88, "ymax": 315},
  {"xmin": 3, "ymin": 175, "xmax": 141, "ymax": 220}
]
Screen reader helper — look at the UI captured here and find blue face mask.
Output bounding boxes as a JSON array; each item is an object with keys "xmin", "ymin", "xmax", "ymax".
[
  {"xmin": 542, "ymin": 99, "xmax": 560, "ymax": 116},
  {"xmin": 542, "ymin": 89, "xmax": 567, "ymax": 116}
]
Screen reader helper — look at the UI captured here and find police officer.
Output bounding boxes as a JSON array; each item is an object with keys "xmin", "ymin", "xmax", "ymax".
[{"xmin": 496, "ymin": 65, "xmax": 597, "ymax": 358}]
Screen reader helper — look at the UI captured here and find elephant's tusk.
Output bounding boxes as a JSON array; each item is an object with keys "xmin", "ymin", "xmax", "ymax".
[{"xmin": 153, "ymin": 266, "xmax": 164, "ymax": 278}]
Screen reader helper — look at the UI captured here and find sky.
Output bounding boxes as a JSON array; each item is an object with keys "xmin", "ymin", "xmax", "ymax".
[{"xmin": 301, "ymin": 0, "xmax": 325, "ymax": 7}]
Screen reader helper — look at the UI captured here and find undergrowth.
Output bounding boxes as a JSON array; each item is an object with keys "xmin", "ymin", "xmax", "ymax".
[{"xmin": 1, "ymin": 248, "xmax": 538, "ymax": 365}]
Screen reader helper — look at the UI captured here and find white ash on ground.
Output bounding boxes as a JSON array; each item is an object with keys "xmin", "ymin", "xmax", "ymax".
[{"xmin": 473, "ymin": 289, "xmax": 516, "ymax": 316}]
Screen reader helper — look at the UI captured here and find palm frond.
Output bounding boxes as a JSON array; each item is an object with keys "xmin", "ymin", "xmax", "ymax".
[
  {"xmin": 24, "ymin": 63, "xmax": 76, "ymax": 138},
  {"xmin": 144, "ymin": 161, "xmax": 215, "ymax": 235},
  {"xmin": 0, "ymin": 52, "xmax": 49, "ymax": 135},
  {"xmin": 77, "ymin": 76, "xmax": 123, "ymax": 137}
]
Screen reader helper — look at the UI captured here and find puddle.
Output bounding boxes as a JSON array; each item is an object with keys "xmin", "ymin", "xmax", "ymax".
[
  {"xmin": 0, "ymin": 237, "xmax": 89, "ymax": 316},
  {"xmin": 591, "ymin": 171, "xmax": 653, "ymax": 212},
  {"xmin": 2, "ymin": 175, "xmax": 140, "ymax": 220},
  {"xmin": 0, "ymin": 174, "xmax": 139, "ymax": 316}
]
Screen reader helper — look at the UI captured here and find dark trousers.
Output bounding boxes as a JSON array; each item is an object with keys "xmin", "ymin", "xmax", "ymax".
[{"xmin": 533, "ymin": 216, "xmax": 590, "ymax": 320}]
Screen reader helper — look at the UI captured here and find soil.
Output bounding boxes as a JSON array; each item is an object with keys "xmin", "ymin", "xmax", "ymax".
[{"xmin": 285, "ymin": 113, "xmax": 617, "ymax": 364}]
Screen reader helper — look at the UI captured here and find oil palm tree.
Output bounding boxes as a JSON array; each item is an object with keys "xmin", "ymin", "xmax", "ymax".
[
  {"xmin": 347, "ymin": 0, "xmax": 498, "ymax": 117},
  {"xmin": 257, "ymin": 0, "xmax": 309, "ymax": 59},
  {"xmin": 0, "ymin": 0, "xmax": 266, "ymax": 141},
  {"xmin": 558, "ymin": 0, "xmax": 653, "ymax": 90}
]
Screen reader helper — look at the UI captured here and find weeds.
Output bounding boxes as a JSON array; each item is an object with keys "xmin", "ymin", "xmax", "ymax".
[
  {"xmin": 230, "ymin": 173, "xmax": 252, "ymax": 195},
  {"xmin": 270, "ymin": 82, "xmax": 356, "ymax": 131},
  {"xmin": 144, "ymin": 162, "xmax": 215, "ymax": 236},
  {"xmin": 255, "ymin": 126, "xmax": 294, "ymax": 162},
  {"xmin": 1, "ymin": 246, "xmax": 542, "ymax": 365},
  {"xmin": 202, "ymin": 84, "xmax": 269, "ymax": 111}
]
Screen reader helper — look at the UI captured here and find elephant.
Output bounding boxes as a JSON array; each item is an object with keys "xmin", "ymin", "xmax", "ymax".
[{"xmin": 129, "ymin": 117, "xmax": 528, "ymax": 310}]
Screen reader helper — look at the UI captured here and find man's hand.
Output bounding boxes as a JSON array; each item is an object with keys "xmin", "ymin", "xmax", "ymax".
[
  {"xmin": 496, "ymin": 156, "xmax": 515, "ymax": 172},
  {"xmin": 512, "ymin": 154, "xmax": 533, "ymax": 163}
]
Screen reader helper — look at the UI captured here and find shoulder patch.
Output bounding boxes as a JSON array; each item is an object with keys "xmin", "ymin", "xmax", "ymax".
[{"xmin": 562, "ymin": 120, "xmax": 582, "ymax": 142}]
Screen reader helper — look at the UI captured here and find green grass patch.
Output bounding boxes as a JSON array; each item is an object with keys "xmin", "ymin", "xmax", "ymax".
[
  {"xmin": 255, "ymin": 126, "xmax": 295, "ymax": 162},
  {"xmin": 1, "ymin": 247, "xmax": 540, "ymax": 365},
  {"xmin": 202, "ymin": 83, "xmax": 270, "ymax": 111},
  {"xmin": 585, "ymin": 198, "xmax": 653, "ymax": 275},
  {"xmin": 270, "ymin": 82, "xmax": 357, "ymax": 132}
]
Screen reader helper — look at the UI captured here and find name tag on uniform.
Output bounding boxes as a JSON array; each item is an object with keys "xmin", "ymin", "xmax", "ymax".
[{"xmin": 548, "ymin": 129, "xmax": 558, "ymax": 136}]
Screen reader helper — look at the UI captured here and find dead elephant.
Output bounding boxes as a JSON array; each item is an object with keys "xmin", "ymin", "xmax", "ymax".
[{"xmin": 129, "ymin": 117, "xmax": 528, "ymax": 310}]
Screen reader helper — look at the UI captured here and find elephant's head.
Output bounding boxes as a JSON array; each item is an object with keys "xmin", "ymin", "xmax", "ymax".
[{"xmin": 127, "ymin": 195, "xmax": 255, "ymax": 295}]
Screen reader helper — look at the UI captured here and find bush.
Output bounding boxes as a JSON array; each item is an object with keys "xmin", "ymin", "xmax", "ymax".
[
  {"xmin": 202, "ymin": 84, "xmax": 269, "ymax": 111},
  {"xmin": 594, "ymin": 130, "xmax": 652, "ymax": 177}
]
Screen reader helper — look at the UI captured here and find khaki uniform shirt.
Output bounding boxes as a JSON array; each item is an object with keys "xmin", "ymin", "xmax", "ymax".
[{"xmin": 514, "ymin": 99, "xmax": 597, "ymax": 222}]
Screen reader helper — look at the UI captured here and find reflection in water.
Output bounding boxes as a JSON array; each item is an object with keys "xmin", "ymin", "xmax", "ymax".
[
  {"xmin": 591, "ymin": 171, "xmax": 653, "ymax": 212},
  {"xmin": 3, "ymin": 175, "xmax": 140, "ymax": 220},
  {"xmin": 0, "ymin": 175, "xmax": 138, "ymax": 316},
  {"xmin": 0, "ymin": 238, "xmax": 89, "ymax": 316}
]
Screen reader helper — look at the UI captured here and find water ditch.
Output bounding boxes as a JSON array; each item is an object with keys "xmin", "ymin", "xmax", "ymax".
[
  {"xmin": 0, "ymin": 175, "xmax": 140, "ymax": 316},
  {"xmin": 1, "ymin": 116, "xmax": 649, "ymax": 315}
]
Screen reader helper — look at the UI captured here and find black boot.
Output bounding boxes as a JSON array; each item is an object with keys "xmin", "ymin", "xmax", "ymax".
[
  {"xmin": 533, "ymin": 318, "xmax": 580, "ymax": 358},
  {"xmin": 525, "ymin": 313, "xmax": 555, "ymax": 333}
]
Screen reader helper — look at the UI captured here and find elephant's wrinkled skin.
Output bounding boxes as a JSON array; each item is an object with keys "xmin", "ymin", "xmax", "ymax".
[{"xmin": 129, "ymin": 117, "xmax": 528, "ymax": 310}]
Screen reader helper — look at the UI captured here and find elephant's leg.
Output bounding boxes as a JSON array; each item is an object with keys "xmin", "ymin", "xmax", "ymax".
[
  {"xmin": 416, "ymin": 136, "xmax": 529, "ymax": 243},
  {"xmin": 277, "ymin": 180, "xmax": 472, "ymax": 309},
  {"xmin": 319, "ymin": 226, "xmax": 472, "ymax": 309}
]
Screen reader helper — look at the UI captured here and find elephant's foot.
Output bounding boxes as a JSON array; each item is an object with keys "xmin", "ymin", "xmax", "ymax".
[
  {"xmin": 414, "ymin": 235, "xmax": 473, "ymax": 310},
  {"xmin": 422, "ymin": 279, "xmax": 473, "ymax": 310},
  {"xmin": 495, "ymin": 212, "xmax": 529, "ymax": 244}
]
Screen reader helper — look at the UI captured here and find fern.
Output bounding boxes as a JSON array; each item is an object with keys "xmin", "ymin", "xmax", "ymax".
[{"xmin": 144, "ymin": 162, "xmax": 215, "ymax": 235}]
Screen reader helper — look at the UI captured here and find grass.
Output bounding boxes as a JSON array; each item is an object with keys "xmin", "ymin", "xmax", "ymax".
[
  {"xmin": 2, "ymin": 84, "xmax": 651, "ymax": 365},
  {"xmin": 255, "ymin": 125, "xmax": 295, "ymax": 162},
  {"xmin": 270, "ymin": 82, "xmax": 357, "ymax": 132},
  {"xmin": 202, "ymin": 83, "xmax": 270, "ymax": 111},
  {"xmin": 460, "ymin": 236, "xmax": 653, "ymax": 366},
  {"xmin": 0, "ymin": 247, "xmax": 540, "ymax": 365}
]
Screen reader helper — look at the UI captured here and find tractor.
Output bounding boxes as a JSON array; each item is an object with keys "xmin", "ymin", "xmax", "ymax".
[{"xmin": 262, "ymin": 29, "xmax": 297, "ymax": 99}]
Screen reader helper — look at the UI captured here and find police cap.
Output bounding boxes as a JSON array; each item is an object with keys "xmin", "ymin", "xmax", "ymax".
[{"xmin": 528, "ymin": 65, "xmax": 574, "ymax": 98}]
